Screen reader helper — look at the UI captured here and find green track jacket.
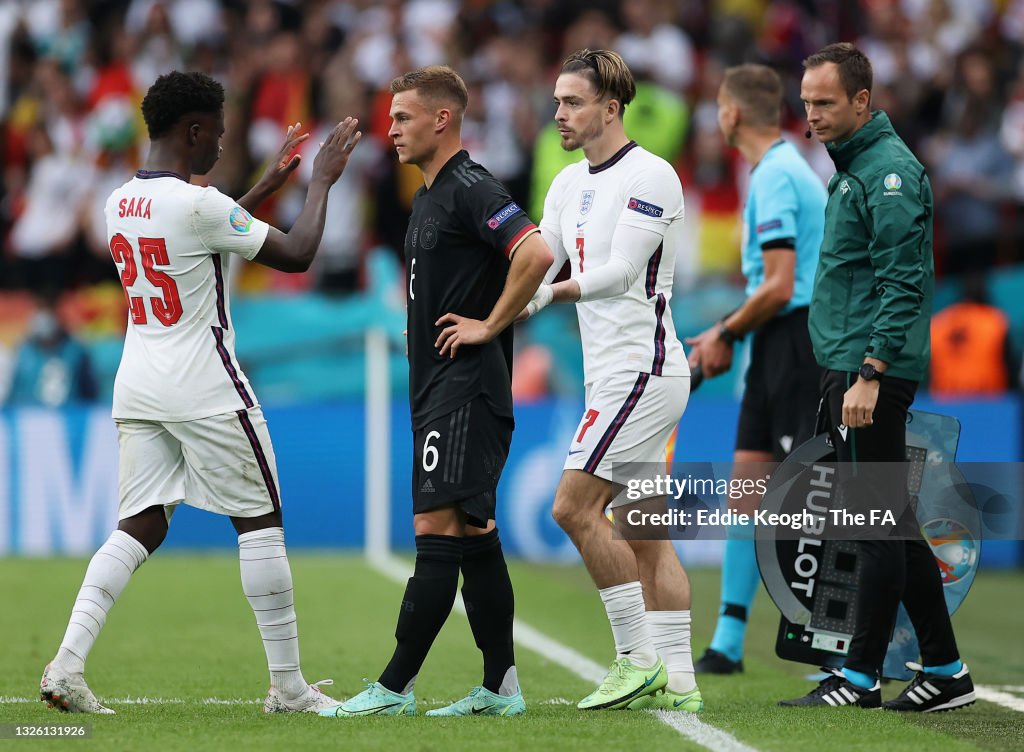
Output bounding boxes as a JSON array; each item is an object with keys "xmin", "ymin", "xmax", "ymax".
[{"xmin": 809, "ymin": 111, "xmax": 934, "ymax": 382}]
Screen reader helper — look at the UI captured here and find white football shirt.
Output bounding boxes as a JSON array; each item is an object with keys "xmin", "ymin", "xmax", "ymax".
[
  {"xmin": 540, "ymin": 142, "xmax": 688, "ymax": 385},
  {"xmin": 105, "ymin": 171, "xmax": 270, "ymax": 421}
]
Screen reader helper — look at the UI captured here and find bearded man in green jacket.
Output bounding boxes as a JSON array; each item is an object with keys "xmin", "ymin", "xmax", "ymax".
[{"xmin": 779, "ymin": 43, "xmax": 975, "ymax": 714}]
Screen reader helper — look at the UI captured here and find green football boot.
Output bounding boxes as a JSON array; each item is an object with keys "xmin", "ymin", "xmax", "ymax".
[
  {"xmin": 627, "ymin": 686, "xmax": 704, "ymax": 712},
  {"xmin": 577, "ymin": 657, "xmax": 667, "ymax": 710},
  {"xmin": 319, "ymin": 681, "xmax": 416, "ymax": 717},
  {"xmin": 426, "ymin": 686, "xmax": 526, "ymax": 717}
]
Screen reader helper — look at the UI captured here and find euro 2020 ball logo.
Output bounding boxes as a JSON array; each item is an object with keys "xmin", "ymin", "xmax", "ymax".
[
  {"xmin": 230, "ymin": 206, "xmax": 254, "ymax": 233},
  {"xmin": 923, "ymin": 518, "xmax": 977, "ymax": 585},
  {"xmin": 883, "ymin": 173, "xmax": 902, "ymax": 192}
]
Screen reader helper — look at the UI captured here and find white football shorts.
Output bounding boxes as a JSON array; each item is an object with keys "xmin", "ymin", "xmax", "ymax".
[
  {"xmin": 564, "ymin": 371, "xmax": 689, "ymax": 482},
  {"xmin": 116, "ymin": 406, "xmax": 281, "ymax": 520}
]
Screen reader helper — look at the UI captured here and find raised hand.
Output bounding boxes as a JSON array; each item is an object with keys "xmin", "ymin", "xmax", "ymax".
[
  {"xmin": 255, "ymin": 122, "xmax": 310, "ymax": 195},
  {"xmin": 311, "ymin": 117, "xmax": 362, "ymax": 186}
]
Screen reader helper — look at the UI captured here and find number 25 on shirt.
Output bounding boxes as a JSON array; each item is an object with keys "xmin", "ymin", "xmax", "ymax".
[{"xmin": 110, "ymin": 234, "xmax": 183, "ymax": 326}]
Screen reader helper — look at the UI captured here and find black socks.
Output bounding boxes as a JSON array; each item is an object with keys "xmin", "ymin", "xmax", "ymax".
[
  {"xmin": 378, "ymin": 534, "xmax": 462, "ymax": 693},
  {"xmin": 461, "ymin": 529, "xmax": 516, "ymax": 694}
]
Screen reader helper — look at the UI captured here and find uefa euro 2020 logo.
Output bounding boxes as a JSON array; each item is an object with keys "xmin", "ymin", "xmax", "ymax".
[
  {"xmin": 883, "ymin": 173, "xmax": 902, "ymax": 191},
  {"xmin": 229, "ymin": 206, "xmax": 254, "ymax": 233},
  {"xmin": 923, "ymin": 518, "xmax": 978, "ymax": 585}
]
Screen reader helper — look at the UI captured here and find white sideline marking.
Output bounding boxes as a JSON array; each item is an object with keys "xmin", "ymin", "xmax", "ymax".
[
  {"xmin": 976, "ymin": 686, "xmax": 1024, "ymax": 713},
  {"xmin": 371, "ymin": 554, "xmax": 759, "ymax": 752},
  {"xmin": 655, "ymin": 709, "xmax": 757, "ymax": 751}
]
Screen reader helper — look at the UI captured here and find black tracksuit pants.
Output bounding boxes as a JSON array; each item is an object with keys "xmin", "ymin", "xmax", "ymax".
[{"xmin": 820, "ymin": 369, "xmax": 960, "ymax": 677}]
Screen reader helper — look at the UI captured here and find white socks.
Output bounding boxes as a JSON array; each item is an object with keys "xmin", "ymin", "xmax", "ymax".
[
  {"xmin": 598, "ymin": 581, "xmax": 658, "ymax": 668},
  {"xmin": 52, "ymin": 530, "xmax": 149, "ymax": 676},
  {"xmin": 50, "ymin": 526, "xmax": 310, "ymax": 700},
  {"xmin": 238, "ymin": 527, "xmax": 307, "ymax": 699},
  {"xmin": 649, "ymin": 610, "xmax": 697, "ymax": 693},
  {"xmin": 597, "ymin": 585, "xmax": 697, "ymax": 691}
]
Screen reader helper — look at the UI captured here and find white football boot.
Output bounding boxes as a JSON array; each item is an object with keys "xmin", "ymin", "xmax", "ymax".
[
  {"xmin": 40, "ymin": 662, "xmax": 115, "ymax": 715},
  {"xmin": 264, "ymin": 679, "xmax": 342, "ymax": 713}
]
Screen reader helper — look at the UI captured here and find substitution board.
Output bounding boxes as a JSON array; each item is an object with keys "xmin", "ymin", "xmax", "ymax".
[{"xmin": 756, "ymin": 411, "xmax": 981, "ymax": 680}]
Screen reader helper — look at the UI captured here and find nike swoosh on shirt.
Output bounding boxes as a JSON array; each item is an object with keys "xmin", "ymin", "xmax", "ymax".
[
  {"xmin": 568, "ymin": 449, "xmax": 587, "ymax": 455},
  {"xmin": 576, "ymin": 221, "xmax": 587, "ymax": 228}
]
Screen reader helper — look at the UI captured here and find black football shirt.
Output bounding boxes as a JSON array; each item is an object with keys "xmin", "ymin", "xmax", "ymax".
[{"xmin": 405, "ymin": 150, "xmax": 537, "ymax": 430}]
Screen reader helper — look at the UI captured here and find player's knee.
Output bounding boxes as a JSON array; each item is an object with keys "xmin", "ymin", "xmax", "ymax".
[
  {"xmin": 412, "ymin": 506, "xmax": 463, "ymax": 537},
  {"xmin": 551, "ymin": 493, "xmax": 578, "ymax": 532},
  {"xmin": 117, "ymin": 505, "xmax": 168, "ymax": 554},
  {"xmin": 231, "ymin": 510, "xmax": 283, "ymax": 536},
  {"xmin": 125, "ymin": 527, "xmax": 165, "ymax": 555}
]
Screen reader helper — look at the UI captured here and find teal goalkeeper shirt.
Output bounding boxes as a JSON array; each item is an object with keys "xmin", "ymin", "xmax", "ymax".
[{"xmin": 741, "ymin": 139, "xmax": 826, "ymax": 312}]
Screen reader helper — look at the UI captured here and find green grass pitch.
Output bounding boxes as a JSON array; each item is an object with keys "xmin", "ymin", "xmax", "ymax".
[{"xmin": 1, "ymin": 554, "xmax": 1022, "ymax": 751}]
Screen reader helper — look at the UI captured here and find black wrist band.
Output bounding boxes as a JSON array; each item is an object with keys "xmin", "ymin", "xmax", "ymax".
[{"xmin": 717, "ymin": 321, "xmax": 740, "ymax": 345}]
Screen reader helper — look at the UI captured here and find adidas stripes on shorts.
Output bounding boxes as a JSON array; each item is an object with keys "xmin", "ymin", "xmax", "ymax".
[{"xmin": 411, "ymin": 396, "xmax": 513, "ymax": 528}]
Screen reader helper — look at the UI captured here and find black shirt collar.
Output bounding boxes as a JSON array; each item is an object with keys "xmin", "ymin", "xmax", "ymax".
[
  {"xmin": 136, "ymin": 169, "xmax": 188, "ymax": 182},
  {"xmin": 428, "ymin": 150, "xmax": 471, "ymax": 189},
  {"xmin": 589, "ymin": 140, "xmax": 638, "ymax": 174}
]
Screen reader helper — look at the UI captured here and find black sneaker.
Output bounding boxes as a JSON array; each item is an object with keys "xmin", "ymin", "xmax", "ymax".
[
  {"xmin": 694, "ymin": 648, "xmax": 744, "ymax": 675},
  {"xmin": 882, "ymin": 662, "xmax": 975, "ymax": 713},
  {"xmin": 778, "ymin": 668, "xmax": 881, "ymax": 708}
]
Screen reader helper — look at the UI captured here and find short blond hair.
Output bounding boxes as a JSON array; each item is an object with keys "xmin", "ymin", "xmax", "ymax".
[
  {"xmin": 390, "ymin": 65, "xmax": 469, "ymax": 118},
  {"xmin": 561, "ymin": 49, "xmax": 636, "ymax": 118}
]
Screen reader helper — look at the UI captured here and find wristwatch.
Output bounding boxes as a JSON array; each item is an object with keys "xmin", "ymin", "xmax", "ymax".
[
  {"xmin": 717, "ymin": 321, "xmax": 740, "ymax": 345},
  {"xmin": 858, "ymin": 363, "xmax": 884, "ymax": 382}
]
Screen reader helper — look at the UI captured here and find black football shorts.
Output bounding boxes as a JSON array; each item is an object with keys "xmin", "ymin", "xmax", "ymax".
[
  {"xmin": 735, "ymin": 307, "xmax": 820, "ymax": 459},
  {"xmin": 412, "ymin": 396, "xmax": 513, "ymax": 527}
]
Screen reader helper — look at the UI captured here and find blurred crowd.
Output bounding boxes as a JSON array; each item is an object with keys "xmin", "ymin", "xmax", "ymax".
[{"xmin": 2, "ymin": 0, "xmax": 1024, "ymax": 405}]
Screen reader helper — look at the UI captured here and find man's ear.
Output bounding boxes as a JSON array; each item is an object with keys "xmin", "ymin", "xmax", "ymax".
[
  {"xmin": 606, "ymin": 98, "xmax": 621, "ymax": 122},
  {"xmin": 188, "ymin": 122, "xmax": 201, "ymax": 146},
  {"xmin": 854, "ymin": 88, "xmax": 871, "ymax": 116},
  {"xmin": 726, "ymin": 103, "xmax": 740, "ymax": 130},
  {"xmin": 435, "ymin": 108, "xmax": 452, "ymax": 133}
]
